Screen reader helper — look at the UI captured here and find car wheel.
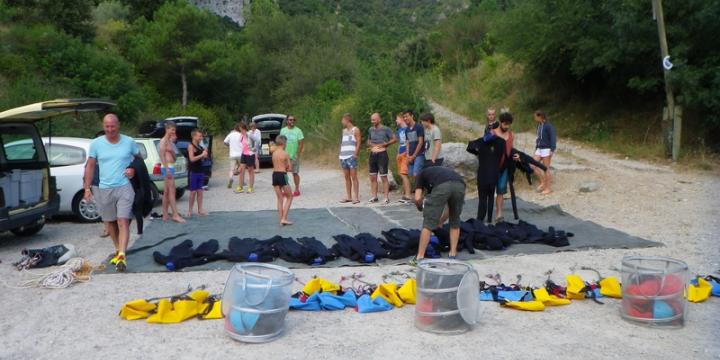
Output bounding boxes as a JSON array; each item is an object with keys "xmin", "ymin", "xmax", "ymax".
[
  {"xmin": 175, "ymin": 188, "xmax": 185, "ymax": 200},
  {"xmin": 11, "ymin": 222, "xmax": 45, "ymax": 237},
  {"xmin": 72, "ymin": 191, "xmax": 101, "ymax": 223},
  {"xmin": 150, "ymin": 183, "xmax": 161, "ymax": 206}
]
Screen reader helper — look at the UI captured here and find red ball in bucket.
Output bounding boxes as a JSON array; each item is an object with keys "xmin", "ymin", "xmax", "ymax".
[
  {"xmin": 416, "ymin": 299, "xmax": 434, "ymax": 325},
  {"xmin": 659, "ymin": 274, "xmax": 684, "ymax": 296},
  {"xmin": 625, "ymin": 284, "xmax": 650, "ymax": 306},
  {"xmin": 625, "ymin": 305, "xmax": 653, "ymax": 319},
  {"xmin": 638, "ymin": 278, "xmax": 661, "ymax": 296}
]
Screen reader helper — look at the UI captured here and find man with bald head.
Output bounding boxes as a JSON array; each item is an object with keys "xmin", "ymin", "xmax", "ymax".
[
  {"xmin": 484, "ymin": 107, "xmax": 498, "ymax": 135},
  {"xmin": 83, "ymin": 113, "xmax": 140, "ymax": 272},
  {"xmin": 367, "ymin": 113, "xmax": 396, "ymax": 204}
]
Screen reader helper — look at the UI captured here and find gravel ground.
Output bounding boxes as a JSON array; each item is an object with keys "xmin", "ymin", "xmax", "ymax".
[{"xmin": 1, "ymin": 107, "xmax": 719, "ymax": 359}]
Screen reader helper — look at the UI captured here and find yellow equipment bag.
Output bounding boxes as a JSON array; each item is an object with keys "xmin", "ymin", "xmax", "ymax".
[
  {"xmin": 533, "ymin": 288, "xmax": 571, "ymax": 306},
  {"xmin": 371, "ymin": 283, "xmax": 404, "ymax": 307},
  {"xmin": 688, "ymin": 277, "xmax": 712, "ymax": 303},
  {"xmin": 200, "ymin": 300, "xmax": 223, "ymax": 320},
  {"xmin": 503, "ymin": 300, "xmax": 545, "ymax": 311},
  {"xmin": 566, "ymin": 274, "xmax": 586, "ymax": 300},
  {"xmin": 303, "ymin": 278, "xmax": 341, "ymax": 295},
  {"xmin": 599, "ymin": 277, "xmax": 622, "ymax": 298},
  {"xmin": 397, "ymin": 279, "xmax": 416, "ymax": 304},
  {"xmin": 119, "ymin": 299, "xmax": 157, "ymax": 320},
  {"xmin": 146, "ymin": 290, "xmax": 209, "ymax": 324}
]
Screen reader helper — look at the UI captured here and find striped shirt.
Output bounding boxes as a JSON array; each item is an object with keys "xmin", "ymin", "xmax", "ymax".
[{"xmin": 339, "ymin": 126, "xmax": 358, "ymax": 160}]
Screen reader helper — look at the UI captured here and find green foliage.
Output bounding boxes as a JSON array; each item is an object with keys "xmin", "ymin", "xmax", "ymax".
[
  {"xmin": 4, "ymin": 0, "xmax": 96, "ymax": 40},
  {"xmin": 120, "ymin": 0, "xmax": 165, "ymax": 20},
  {"xmin": 153, "ymin": 101, "xmax": 228, "ymax": 135},
  {"xmin": 92, "ymin": 1, "xmax": 130, "ymax": 24}
]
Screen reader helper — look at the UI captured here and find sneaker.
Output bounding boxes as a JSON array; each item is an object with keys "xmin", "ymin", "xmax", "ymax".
[
  {"xmin": 227, "ymin": 179, "xmax": 233, "ymax": 189},
  {"xmin": 383, "ymin": 198, "xmax": 390, "ymax": 205},
  {"xmin": 109, "ymin": 254, "xmax": 119, "ymax": 265},
  {"xmin": 115, "ymin": 254, "xmax": 126, "ymax": 272},
  {"xmin": 409, "ymin": 256, "xmax": 424, "ymax": 267},
  {"xmin": 368, "ymin": 197, "xmax": 379, "ymax": 204},
  {"xmin": 247, "ymin": 187, "xmax": 254, "ymax": 194},
  {"xmin": 234, "ymin": 186, "xmax": 244, "ymax": 193},
  {"xmin": 448, "ymin": 255, "xmax": 457, "ymax": 260},
  {"xmin": 293, "ymin": 191, "xmax": 300, "ymax": 197}
]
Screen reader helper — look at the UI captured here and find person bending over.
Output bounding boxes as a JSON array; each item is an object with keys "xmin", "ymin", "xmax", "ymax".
[
  {"xmin": 413, "ymin": 166, "xmax": 466, "ymax": 264},
  {"xmin": 271, "ymin": 135, "xmax": 294, "ymax": 226}
]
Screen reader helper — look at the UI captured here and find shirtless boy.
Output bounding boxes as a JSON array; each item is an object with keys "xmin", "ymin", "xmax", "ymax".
[
  {"xmin": 159, "ymin": 121, "xmax": 185, "ymax": 223},
  {"xmin": 271, "ymin": 135, "xmax": 293, "ymax": 226}
]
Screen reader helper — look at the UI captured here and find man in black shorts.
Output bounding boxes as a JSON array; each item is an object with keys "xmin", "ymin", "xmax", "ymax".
[
  {"xmin": 367, "ymin": 113, "xmax": 396, "ymax": 204},
  {"xmin": 271, "ymin": 135, "xmax": 293, "ymax": 225},
  {"xmin": 413, "ymin": 166, "xmax": 466, "ymax": 264}
]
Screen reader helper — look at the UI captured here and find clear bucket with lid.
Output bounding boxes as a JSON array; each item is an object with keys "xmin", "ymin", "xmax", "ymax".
[
  {"xmin": 415, "ymin": 259, "xmax": 480, "ymax": 334},
  {"xmin": 620, "ymin": 256, "xmax": 688, "ymax": 328},
  {"xmin": 221, "ymin": 263, "xmax": 295, "ymax": 342}
]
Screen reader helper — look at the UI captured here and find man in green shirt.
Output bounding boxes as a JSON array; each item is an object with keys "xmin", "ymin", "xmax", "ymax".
[{"xmin": 279, "ymin": 115, "xmax": 304, "ymax": 196}]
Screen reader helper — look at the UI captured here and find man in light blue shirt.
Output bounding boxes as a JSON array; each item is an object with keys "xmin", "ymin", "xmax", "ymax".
[{"xmin": 83, "ymin": 114, "xmax": 139, "ymax": 272}]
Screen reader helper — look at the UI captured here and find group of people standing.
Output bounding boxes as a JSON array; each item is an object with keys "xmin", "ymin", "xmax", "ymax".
[{"xmin": 338, "ymin": 110, "xmax": 445, "ymax": 205}]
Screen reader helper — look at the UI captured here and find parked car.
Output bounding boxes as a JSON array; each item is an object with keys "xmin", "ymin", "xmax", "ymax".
[
  {"xmin": 138, "ymin": 116, "xmax": 212, "ymax": 185},
  {"xmin": 4, "ymin": 137, "xmax": 100, "ymax": 222},
  {"xmin": 252, "ymin": 114, "xmax": 286, "ymax": 165},
  {"xmin": 135, "ymin": 138, "xmax": 188, "ymax": 203},
  {"xmin": 0, "ymin": 99, "xmax": 113, "ymax": 236}
]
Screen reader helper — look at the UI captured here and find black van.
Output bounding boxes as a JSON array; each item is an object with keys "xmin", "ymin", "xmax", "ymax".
[{"xmin": 0, "ymin": 99, "xmax": 114, "ymax": 236}]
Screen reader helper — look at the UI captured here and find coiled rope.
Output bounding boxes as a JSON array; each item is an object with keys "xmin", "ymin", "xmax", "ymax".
[{"xmin": 4, "ymin": 258, "xmax": 104, "ymax": 289}]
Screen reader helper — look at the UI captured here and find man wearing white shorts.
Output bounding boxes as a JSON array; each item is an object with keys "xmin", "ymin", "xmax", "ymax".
[
  {"xmin": 83, "ymin": 114, "xmax": 140, "ymax": 272},
  {"xmin": 532, "ymin": 110, "xmax": 557, "ymax": 195}
]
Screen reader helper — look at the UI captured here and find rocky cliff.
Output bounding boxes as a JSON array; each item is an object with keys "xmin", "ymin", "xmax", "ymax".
[{"xmin": 190, "ymin": 0, "xmax": 248, "ymax": 26}]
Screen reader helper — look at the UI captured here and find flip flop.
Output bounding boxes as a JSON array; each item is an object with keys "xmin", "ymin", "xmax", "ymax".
[
  {"xmin": 339, "ymin": 199, "xmax": 353, "ymax": 203},
  {"xmin": 352, "ymin": 200, "xmax": 360, "ymax": 204}
]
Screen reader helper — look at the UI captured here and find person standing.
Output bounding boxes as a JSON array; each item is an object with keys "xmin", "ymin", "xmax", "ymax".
[
  {"xmin": 532, "ymin": 110, "xmax": 556, "ymax": 195},
  {"xmin": 367, "ymin": 113, "xmax": 396, "ymax": 204},
  {"xmin": 83, "ymin": 114, "xmax": 140, "ymax": 272},
  {"xmin": 279, "ymin": 115, "xmax": 304, "ymax": 197},
  {"xmin": 187, "ymin": 128, "xmax": 209, "ymax": 217},
  {"xmin": 159, "ymin": 121, "xmax": 185, "ymax": 223},
  {"xmin": 224, "ymin": 122, "xmax": 243, "ymax": 190},
  {"xmin": 403, "ymin": 110, "xmax": 425, "ymax": 184},
  {"xmin": 467, "ymin": 126, "xmax": 505, "ymax": 223},
  {"xmin": 484, "ymin": 107, "xmax": 498, "ymax": 135},
  {"xmin": 395, "ymin": 113, "xmax": 412, "ymax": 203},
  {"xmin": 235, "ymin": 123, "xmax": 256, "ymax": 193},
  {"xmin": 420, "ymin": 113, "xmax": 444, "ymax": 167},
  {"xmin": 249, "ymin": 121, "xmax": 262, "ymax": 173},
  {"xmin": 492, "ymin": 111, "xmax": 515, "ymax": 222},
  {"xmin": 271, "ymin": 135, "xmax": 294, "ymax": 226},
  {"xmin": 339, "ymin": 113, "xmax": 361, "ymax": 204},
  {"xmin": 413, "ymin": 166, "xmax": 466, "ymax": 264}
]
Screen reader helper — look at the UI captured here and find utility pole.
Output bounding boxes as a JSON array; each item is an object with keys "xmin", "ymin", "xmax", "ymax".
[{"xmin": 652, "ymin": 0, "xmax": 681, "ymax": 161}]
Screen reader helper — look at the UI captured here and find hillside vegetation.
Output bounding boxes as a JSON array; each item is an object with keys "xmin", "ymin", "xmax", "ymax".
[{"xmin": 0, "ymin": 0, "xmax": 718, "ymax": 160}]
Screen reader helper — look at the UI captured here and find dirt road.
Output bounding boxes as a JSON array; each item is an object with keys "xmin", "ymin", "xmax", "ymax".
[{"xmin": 0, "ymin": 104, "xmax": 718, "ymax": 359}]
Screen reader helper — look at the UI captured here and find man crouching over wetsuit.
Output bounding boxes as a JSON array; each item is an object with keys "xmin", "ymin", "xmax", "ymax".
[{"xmin": 412, "ymin": 166, "xmax": 466, "ymax": 265}]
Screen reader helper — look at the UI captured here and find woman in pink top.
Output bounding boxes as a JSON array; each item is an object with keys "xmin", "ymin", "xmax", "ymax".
[{"xmin": 235, "ymin": 123, "xmax": 256, "ymax": 193}]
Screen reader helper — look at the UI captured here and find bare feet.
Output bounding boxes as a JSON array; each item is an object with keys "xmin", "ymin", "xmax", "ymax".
[
  {"xmin": 281, "ymin": 220, "xmax": 293, "ymax": 226},
  {"xmin": 186, "ymin": 212, "xmax": 193, "ymax": 218},
  {"xmin": 536, "ymin": 185, "xmax": 545, "ymax": 192},
  {"xmin": 541, "ymin": 189, "xmax": 552, "ymax": 195},
  {"xmin": 162, "ymin": 215, "xmax": 170, "ymax": 222},
  {"xmin": 198, "ymin": 211, "xmax": 208, "ymax": 216},
  {"xmin": 172, "ymin": 215, "xmax": 186, "ymax": 223}
]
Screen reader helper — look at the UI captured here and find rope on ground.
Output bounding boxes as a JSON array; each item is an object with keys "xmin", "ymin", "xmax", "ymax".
[{"xmin": 3, "ymin": 258, "xmax": 104, "ymax": 289}]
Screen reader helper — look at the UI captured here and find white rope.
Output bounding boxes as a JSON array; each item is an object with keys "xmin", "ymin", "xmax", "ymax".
[{"xmin": 4, "ymin": 258, "xmax": 92, "ymax": 289}]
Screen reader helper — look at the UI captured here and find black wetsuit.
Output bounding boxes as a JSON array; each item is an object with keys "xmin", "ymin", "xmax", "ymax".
[{"xmin": 467, "ymin": 134, "xmax": 505, "ymax": 222}]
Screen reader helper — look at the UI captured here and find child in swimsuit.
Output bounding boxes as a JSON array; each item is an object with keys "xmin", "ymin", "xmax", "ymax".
[{"xmin": 271, "ymin": 135, "xmax": 293, "ymax": 225}]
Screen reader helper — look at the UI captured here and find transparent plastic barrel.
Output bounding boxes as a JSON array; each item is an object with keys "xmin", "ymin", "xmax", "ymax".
[
  {"xmin": 415, "ymin": 259, "xmax": 480, "ymax": 334},
  {"xmin": 221, "ymin": 263, "xmax": 295, "ymax": 342},
  {"xmin": 620, "ymin": 256, "xmax": 688, "ymax": 328}
]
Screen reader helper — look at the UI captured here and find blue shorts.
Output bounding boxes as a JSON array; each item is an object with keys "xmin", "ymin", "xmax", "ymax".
[
  {"xmin": 340, "ymin": 157, "xmax": 358, "ymax": 170},
  {"xmin": 188, "ymin": 172, "xmax": 204, "ymax": 191},
  {"xmin": 496, "ymin": 168, "xmax": 509, "ymax": 194},
  {"xmin": 410, "ymin": 154, "xmax": 425, "ymax": 177},
  {"xmin": 161, "ymin": 166, "xmax": 175, "ymax": 177}
]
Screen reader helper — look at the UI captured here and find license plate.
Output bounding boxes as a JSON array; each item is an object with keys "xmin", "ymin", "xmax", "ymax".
[{"xmin": 262, "ymin": 144, "xmax": 270, "ymax": 155}]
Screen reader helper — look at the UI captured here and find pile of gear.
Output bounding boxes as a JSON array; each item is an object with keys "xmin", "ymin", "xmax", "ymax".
[
  {"xmin": 289, "ymin": 274, "xmax": 416, "ymax": 313},
  {"xmin": 152, "ymin": 221, "xmax": 573, "ymax": 271},
  {"xmin": 119, "ymin": 286, "xmax": 222, "ymax": 323}
]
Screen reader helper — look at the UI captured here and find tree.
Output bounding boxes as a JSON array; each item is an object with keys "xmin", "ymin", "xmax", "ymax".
[
  {"xmin": 4, "ymin": 0, "xmax": 96, "ymax": 40},
  {"xmin": 125, "ymin": 1, "xmax": 227, "ymax": 108}
]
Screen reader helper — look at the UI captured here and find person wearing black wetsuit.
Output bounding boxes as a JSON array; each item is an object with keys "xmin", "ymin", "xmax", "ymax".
[{"xmin": 467, "ymin": 130, "xmax": 505, "ymax": 223}]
